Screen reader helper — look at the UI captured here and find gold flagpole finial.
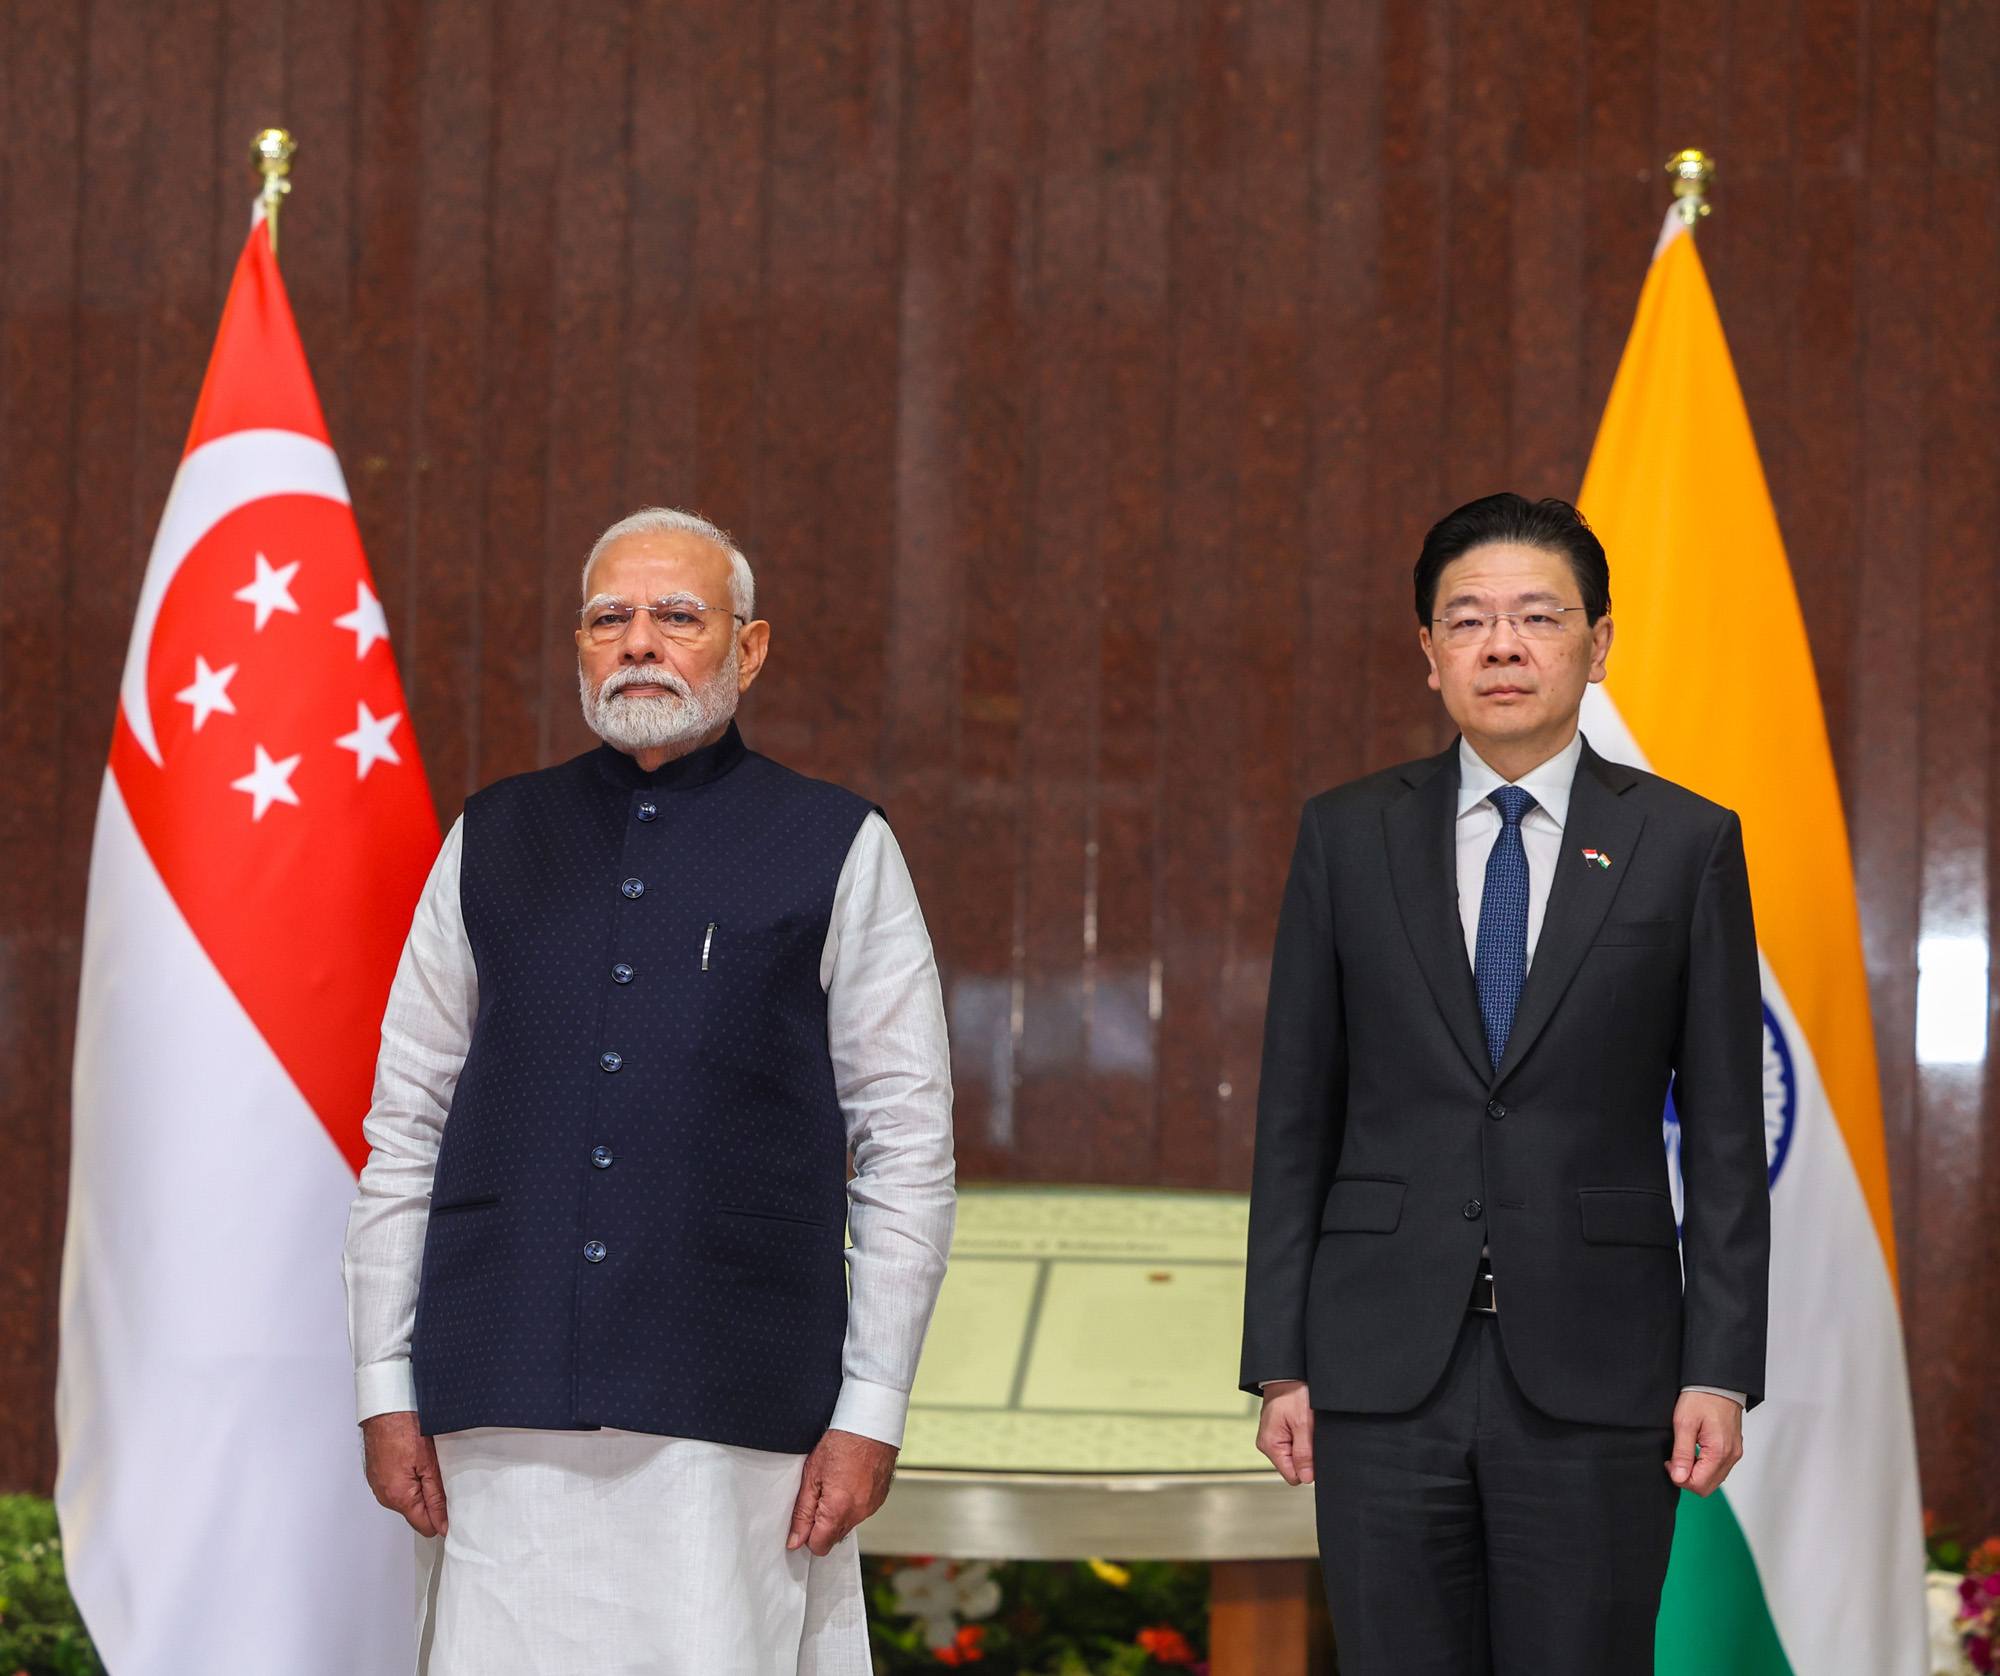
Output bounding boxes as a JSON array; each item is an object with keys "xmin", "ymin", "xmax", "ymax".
[
  {"xmin": 252, "ymin": 128, "xmax": 296, "ymax": 257},
  {"xmin": 1666, "ymin": 148, "xmax": 1715, "ymax": 228}
]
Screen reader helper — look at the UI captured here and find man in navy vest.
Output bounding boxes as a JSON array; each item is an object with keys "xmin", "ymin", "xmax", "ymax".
[{"xmin": 343, "ymin": 508, "xmax": 956, "ymax": 1674}]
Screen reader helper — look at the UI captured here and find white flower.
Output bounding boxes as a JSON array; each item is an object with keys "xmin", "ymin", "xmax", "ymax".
[
  {"xmin": 891, "ymin": 1564, "xmax": 961, "ymax": 1650},
  {"xmin": 953, "ymin": 1561, "xmax": 1002, "ymax": 1621},
  {"xmin": 1927, "ymin": 1570, "xmax": 1974, "ymax": 1676},
  {"xmin": 891, "ymin": 1560, "xmax": 1003, "ymax": 1650}
]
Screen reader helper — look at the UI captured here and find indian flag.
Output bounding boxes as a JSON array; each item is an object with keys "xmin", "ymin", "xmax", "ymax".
[{"xmin": 1578, "ymin": 204, "xmax": 1927, "ymax": 1673}]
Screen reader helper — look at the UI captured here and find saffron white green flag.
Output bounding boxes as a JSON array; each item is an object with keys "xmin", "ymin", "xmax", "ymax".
[{"xmin": 1577, "ymin": 207, "xmax": 1926, "ymax": 1674}]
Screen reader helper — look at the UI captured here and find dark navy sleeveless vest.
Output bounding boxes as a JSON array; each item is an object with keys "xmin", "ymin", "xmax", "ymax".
[{"xmin": 409, "ymin": 723, "xmax": 877, "ymax": 1454}]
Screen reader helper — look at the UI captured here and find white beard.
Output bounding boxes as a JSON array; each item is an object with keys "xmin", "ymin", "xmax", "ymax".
[{"xmin": 580, "ymin": 648, "xmax": 740, "ymax": 756}]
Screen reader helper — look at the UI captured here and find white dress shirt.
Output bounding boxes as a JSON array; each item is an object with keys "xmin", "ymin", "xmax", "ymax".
[
  {"xmin": 1454, "ymin": 731, "xmax": 1741, "ymax": 1410},
  {"xmin": 343, "ymin": 809, "xmax": 956, "ymax": 1449},
  {"xmin": 1454, "ymin": 731, "xmax": 1584, "ymax": 972}
]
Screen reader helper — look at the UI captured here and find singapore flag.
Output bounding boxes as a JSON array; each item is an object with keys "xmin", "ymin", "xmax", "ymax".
[{"xmin": 56, "ymin": 207, "xmax": 437, "ymax": 1673}]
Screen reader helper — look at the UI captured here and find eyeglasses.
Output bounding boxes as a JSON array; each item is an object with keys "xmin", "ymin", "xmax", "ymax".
[
  {"xmin": 1431, "ymin": 605, "xmax": 1591, "ymax": 645},
  {"xmin": 579, "ymin": 594, "xmax": 748, "ymax": 646}
]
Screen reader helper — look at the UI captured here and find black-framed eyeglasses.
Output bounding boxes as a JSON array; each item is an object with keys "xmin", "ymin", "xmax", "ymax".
[{"xmin": 1431, "ymin": 605, "xmax": 1591, "ymax": 644}]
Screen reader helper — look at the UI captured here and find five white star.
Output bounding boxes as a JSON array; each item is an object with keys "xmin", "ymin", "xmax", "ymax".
[
  {"xmin": 333, "ymin": 580, "xmax": 390, "ymax": 659},
  {"xmin": 334, "ymin": 701, "xmax": 404, "ymax": 779},
  {"xmin": 174, "ymin": 656, "xmax": 239, "ymax": 731},
  {"xmin": 205, "ymin": 558, "xmax": 410, "ymax": 810},
  {"xmin": 230, "ymin": 743, "xmax": 303, "ymax": 820},
  {"xmin": 233, "ymin": 551, "xmax": 302, "ymax": 631}
]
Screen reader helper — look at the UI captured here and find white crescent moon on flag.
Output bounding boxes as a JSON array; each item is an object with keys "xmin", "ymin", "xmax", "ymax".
[{"xmin": 120, "ymin": 428, "xmax": 352, "ymax": 766}]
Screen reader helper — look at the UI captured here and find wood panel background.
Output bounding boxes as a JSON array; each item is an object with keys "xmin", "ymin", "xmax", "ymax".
[{"xmin": 2, "ymin": 0, "xmax": 1995, "ymax": 1535}]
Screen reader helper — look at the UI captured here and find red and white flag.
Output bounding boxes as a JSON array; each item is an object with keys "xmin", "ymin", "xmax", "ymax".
[{"xmin": 56, "ymin": 208, "xmax": 436, "ymax": 1673}]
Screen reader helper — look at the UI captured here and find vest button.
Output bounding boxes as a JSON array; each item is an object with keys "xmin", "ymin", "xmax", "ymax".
[
  {"xmin": 598, "ymin": 1050, "xmax": 623, "ymax": 1073},
  {"xmin": 583, "ymin": 1240, "xmax": 607, "ymax": 1263},
  {"xmin": 1462, "ymin": 1199, "xmax": 1484, "ymax": 1220},
  {"xmin": 611, "ymin": 962, "xmax": 635, "ymax": 984},
  {"xmin": 590, "ymin": 1146, "xmax": 614, "ymax": 1169},
  {"xmin": 620, "ymin": 877, "xmax": 646, "ymax": 899},
  {"xmin": 1486, "ymin": 1099, "xmax": 1507, "ymax": 1121},
  {"xmin": 635, "ymin": 800, "xmax": 658, "ymax": 823}
]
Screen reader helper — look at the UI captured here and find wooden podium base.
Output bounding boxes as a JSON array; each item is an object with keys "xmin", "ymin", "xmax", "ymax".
[{"xmin": 1209, "ymin": 1559, "xmax": 1334, "ymax": 1675}]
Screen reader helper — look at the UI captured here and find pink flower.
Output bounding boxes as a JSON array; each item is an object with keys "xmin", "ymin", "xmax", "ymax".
[
  {"xmin": 1967, "ymin": 1632, "xmax": 1993, "ymax": 1673},
  {"xmin": 1985, "ymin": 1572, "xmax": 2000, "ymax": 1600}
]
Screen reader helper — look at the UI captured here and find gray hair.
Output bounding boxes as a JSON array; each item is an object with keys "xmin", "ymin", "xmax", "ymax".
[{"xmin": 582, "ymin": 506, "xmax": 756, "ymax": 620}]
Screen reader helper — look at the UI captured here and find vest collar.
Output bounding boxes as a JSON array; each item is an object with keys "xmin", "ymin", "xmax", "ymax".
[{"xmin": 591, "ymin": 721, "xmax": 749, "ymax": 792}]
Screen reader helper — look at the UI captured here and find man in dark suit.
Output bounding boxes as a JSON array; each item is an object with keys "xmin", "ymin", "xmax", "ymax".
[{"xmin": 1241, "ymin": 493, "xmax": 1769, "ymax": 1675}]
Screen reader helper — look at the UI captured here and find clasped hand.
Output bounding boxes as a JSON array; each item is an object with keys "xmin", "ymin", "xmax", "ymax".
[
  {"xmin": 1256, "ymin": 1383, "xmax": 1745, "ymax": 1495},
  {"xmin": 1255, "ymin": 1380, "xmax": 1316, "ymax": 1484},
  {"xmin": 787, "ymin": 1427, "xmax": 899, "ymax": 1556},
  {"xmin": 361, "ymin": 1410, "xmax": 448, "ymax": 1537},
  {"xmin": 362, "ymin": 1415, "xmax": 899, "ymax": 1553},
  {"xmin": 1666, "ymin": 1390, "xmax": 1744, "ymax": 1496}
]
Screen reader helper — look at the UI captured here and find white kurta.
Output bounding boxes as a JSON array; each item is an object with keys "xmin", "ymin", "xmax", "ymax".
[
  {"xmin": 345, "ymin": 808, "xmax": 956, "ymax": 1674},
  {"xmin": 417, "ymin": 1429, "xmax": 868, "ymax": 1675}
]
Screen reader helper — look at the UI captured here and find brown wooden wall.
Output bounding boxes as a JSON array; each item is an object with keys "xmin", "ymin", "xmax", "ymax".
[{"xmin": 3, "ymin": 0, "xmax": 1995, "ymax": 1534}]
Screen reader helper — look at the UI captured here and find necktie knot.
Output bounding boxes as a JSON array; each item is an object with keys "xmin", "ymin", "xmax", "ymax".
[{"xmin": 1490, "ymin": 785, "xmax": 1537, "ymax": 830}]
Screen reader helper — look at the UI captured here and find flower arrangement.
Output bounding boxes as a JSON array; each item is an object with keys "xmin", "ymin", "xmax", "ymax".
[
  {"xmin": 866, "ymin": 1554, "xmax": 1209, "ymax": 1674},
  {"xmin": 1927, "ymin": 1514, "xmax": 2000, "ymax": 1676},
  {"xmin": 1950, "ymin": 1540, "xmax": 2000, "ymax": 1674},
  {"xmin": 0, "ymin": 1496, "xmax": 103, "ymax": 1676}
]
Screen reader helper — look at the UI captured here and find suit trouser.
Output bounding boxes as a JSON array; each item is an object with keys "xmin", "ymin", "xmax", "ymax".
[{"xmin": 1315, "ymin": 1312, "xmax": 1679, "ymax": 1676}]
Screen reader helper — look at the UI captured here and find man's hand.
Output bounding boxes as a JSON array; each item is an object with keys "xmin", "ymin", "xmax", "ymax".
[
  {"xmin": 1255, "ymin": 1380, "xmax": 1316, "ymax": 1486},
  {"xmin": 361, "ymin": 1410, "xmax": 449, "ymax": 1537},
  {"xmin": 1666, "ymin": 1391, "xmax": 1744, "ymax": 1496},
  {"xmin": 787, "ymin": 1429, "xmax": 898, "ymax": 1556}
]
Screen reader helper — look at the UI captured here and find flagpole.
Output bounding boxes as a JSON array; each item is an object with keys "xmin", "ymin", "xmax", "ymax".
[
  {"xmin": 1665, "ymin": 147, "xmax": 1715, "ymax": 228},
  {"xmin": 252, "ymin": 127, "xmax": 296, "ymax": 258}
]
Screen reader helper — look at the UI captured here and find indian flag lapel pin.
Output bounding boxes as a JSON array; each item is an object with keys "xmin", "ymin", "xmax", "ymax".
[{"xmin": 1581, "ymin": 847, "xmax": 1611, "ymax": 870}]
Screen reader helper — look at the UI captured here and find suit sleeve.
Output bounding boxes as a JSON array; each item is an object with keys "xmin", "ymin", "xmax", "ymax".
[
  {"xmin": 1239, "ymin": 801, "xmax": 1347, "ymax": 1395},
  {"xmin": 1672, "ymin": 809, "xmax": 1771, "ymax": 1407}
]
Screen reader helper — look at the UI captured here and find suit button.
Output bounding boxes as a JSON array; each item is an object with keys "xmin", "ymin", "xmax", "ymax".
[
  {"xmin": 1487, "ymin": 1100, "xmax": 1507, "ymax": 1121},
  {"xmin": 1462, "ymin": 1199, "xmax": 1484, "ymax": 1219},
  {"xmin": 591, "ymin": 1146, "xmax": 614, "ymax": 1169},
  {"xmin": 598, "ymin": 1050, "xmax": 623, "ymax": 1073},
  {"xmin": 635, "ymin": 800, "xmax": 658, "ymax": 822},
  {"xmin": 620, "ymin": 877, "xmax": 646, "ymax": 899},
  {"xmin": 583, "ymin": 1240, "xmax": 606, "ymax": 1263},
  {"xmin": 611, "ymin": 962, "xmax": 635, "ymax": 984}
]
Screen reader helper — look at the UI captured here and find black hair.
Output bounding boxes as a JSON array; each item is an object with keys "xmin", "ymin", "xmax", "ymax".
[{"xmin": 1413, "ymin": 493, "xmax": 1611, "ymax": 626}]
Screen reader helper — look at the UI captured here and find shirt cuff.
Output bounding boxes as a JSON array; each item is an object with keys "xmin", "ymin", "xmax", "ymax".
[
  {"xmin": 829, "ymin": 1377, "xmax": 909, "ymax": 1448},
  {"xmin": 355, "ymin": 1358, "xmax": 418, "ymax": 1423},
  {"xmin": 1681, "ymin": 1385, "xmax": 1746, "ymax": 1406}
]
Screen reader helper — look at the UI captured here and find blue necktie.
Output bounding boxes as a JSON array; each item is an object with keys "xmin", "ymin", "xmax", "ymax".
[{"xmin": 1474, "ymin": 786, "xmax": 1538, "ymax": 1072}]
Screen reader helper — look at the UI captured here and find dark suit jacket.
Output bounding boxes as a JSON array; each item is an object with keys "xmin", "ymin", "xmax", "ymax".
[{"xmin": 1239, "ymin": 735, "xmax": 1770, "ymax": 1427}]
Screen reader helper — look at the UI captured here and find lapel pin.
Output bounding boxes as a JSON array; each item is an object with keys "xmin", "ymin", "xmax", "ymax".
[{"xmin": 1581, "ymin": 848, "xmax": 1612, "ymax": 870}]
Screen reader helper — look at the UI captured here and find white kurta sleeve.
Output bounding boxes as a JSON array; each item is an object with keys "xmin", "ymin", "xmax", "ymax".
[
  {"xmin": 819, "ymin": 812, "xmax": 956, "ymax": 1448},
  {"xmin": 342, "ymin": 816, "xmax": 477, "ymax": 1423}
]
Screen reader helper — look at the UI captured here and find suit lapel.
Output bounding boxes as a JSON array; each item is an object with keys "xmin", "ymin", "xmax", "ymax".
[
  {"xmin": 1383, "ymin": 745, "xmax": 1493, "ymax": 1084},
  {"xmin": 1492, "ymin": 740, "xmax": 1646, "ymax": 1086}
]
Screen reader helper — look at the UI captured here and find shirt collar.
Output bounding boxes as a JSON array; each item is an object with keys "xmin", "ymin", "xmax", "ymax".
[{"xmin": 1456, "ymin": 729, "xmax": 1585, "ymax": 829}]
